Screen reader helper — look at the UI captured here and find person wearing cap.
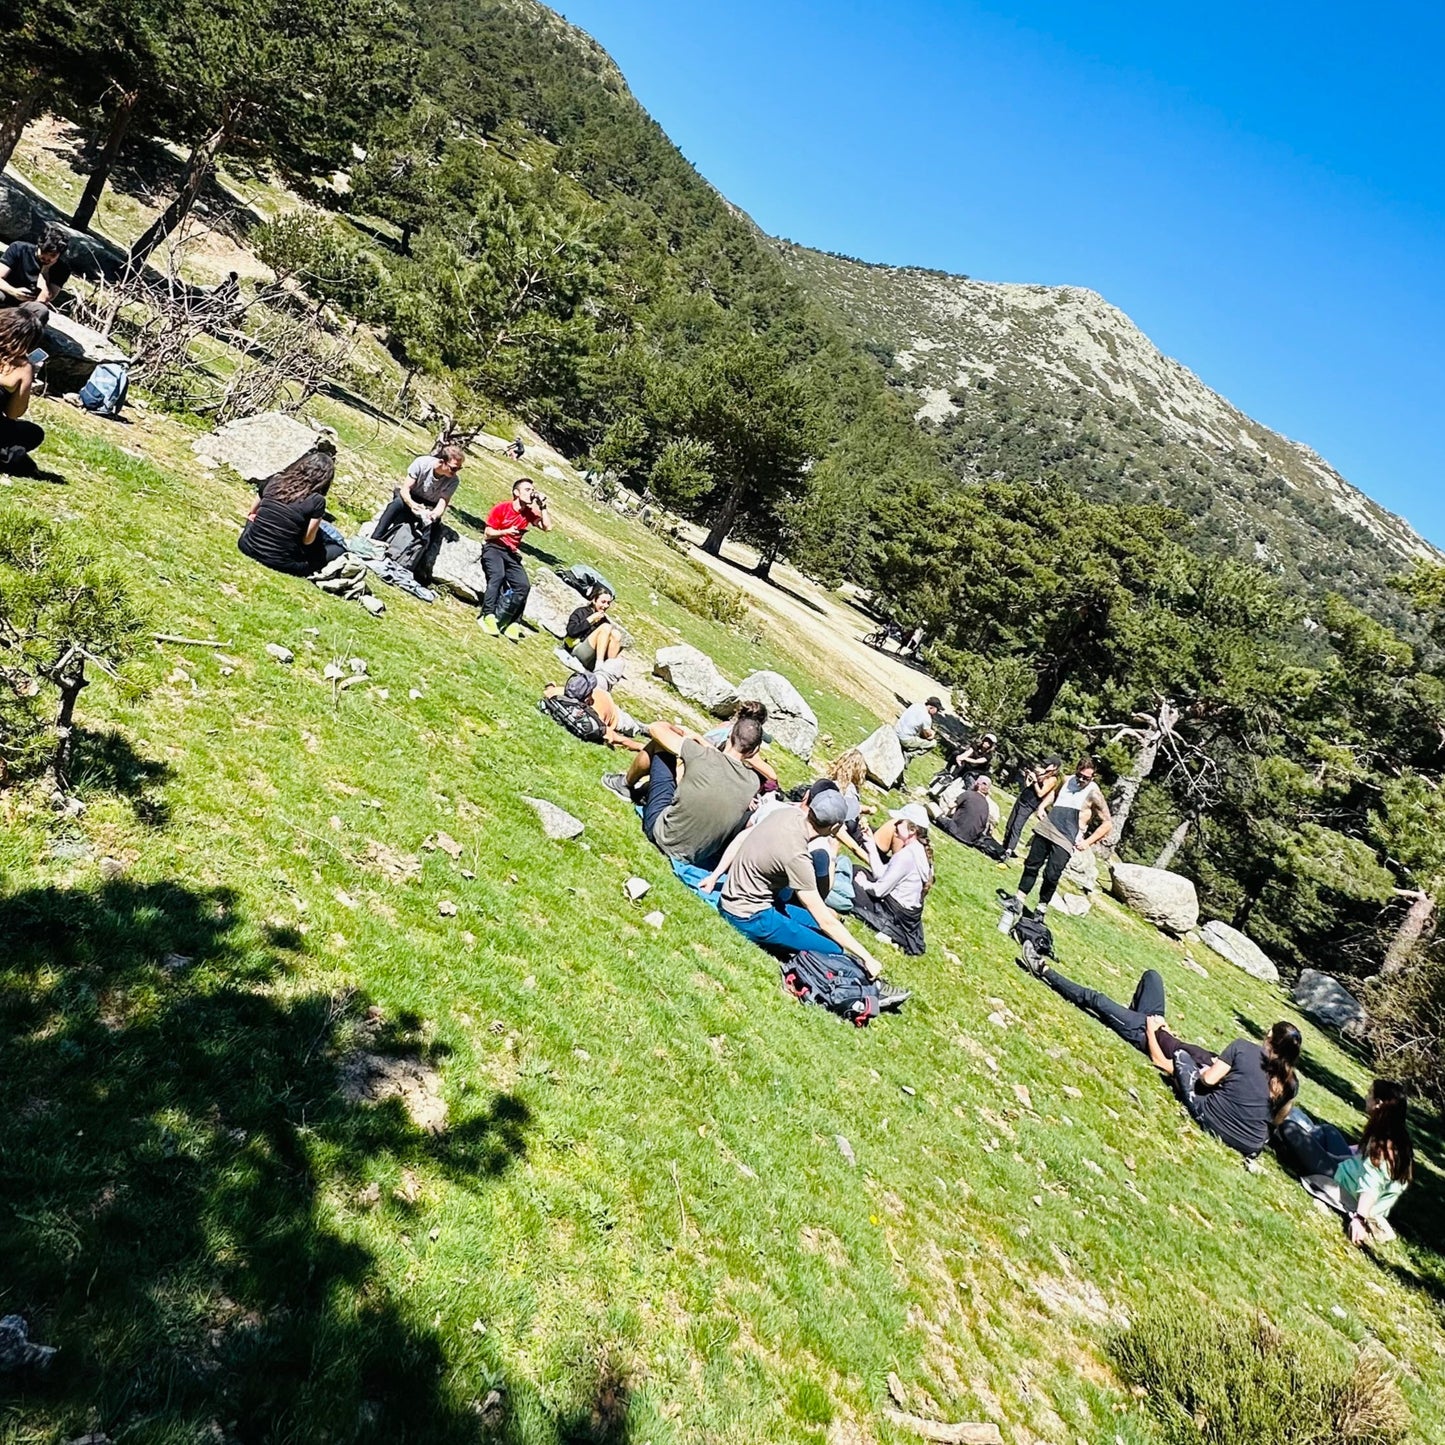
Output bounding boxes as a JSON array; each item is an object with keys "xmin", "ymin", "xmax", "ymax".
[
  {"xmin": 701, "ymin": 791, "xmax": 905, "ymax": 1004},
  {"xmin": 928, "ymin": 729, "xmax": 998, "ymax": 805},
  {"xmin": 894, "ymin": 697, "xmax": 943, "ymax": 756},
  {"xmin": 542, "ymin": 671, "xmax": 647, "ymax": 750},
  {"xmin": 850, "ymin": 803, "xmax": 934, "ymax": 955},
  {"xmin": 1000, "ymin": 755, "xmax": 1063, "ymax": 861}
]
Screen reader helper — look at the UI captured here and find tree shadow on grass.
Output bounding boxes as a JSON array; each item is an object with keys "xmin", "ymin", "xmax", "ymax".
[
  {"xmin": 0, "ymin": 878, "xmax": 645, "ymax": 1443},
  {"xmin": 68, "ymin": 725, "xmax": 173, "ymax": 826}
]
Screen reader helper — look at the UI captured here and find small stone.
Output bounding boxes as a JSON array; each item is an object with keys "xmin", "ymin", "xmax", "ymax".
[
  {"xmin": 303, "ymin": 627, "xmax": 321, "ymax": 637},
  {"xmin": 625, "ymin": 876, "xmax": 651, "ymax": 901},
  {"xmin": 428, "ymin": 1227, "xmax": 440, "ymax": 1242},
  {"xmin": 437, "ymin": 900, "xmax": 457, "ymax": 917},
  {"xmin": 324, "ymin": 662, "xmax": 345, "ymax": 680},
  {"xmin": 1179, "ymin": 954, "xmax": 1210, "ymax": 977},
  {"xmin": 374, "ymin": 688, "xmax": 389, "ymax": 700},
  {"xmin": 361, "ymin": 595, "xmax": 385, "ymax": 615},
  {"xmin": 900, "ymin": 1085, "xmax": 916, "ymax": 1096},
  {"xmin": 462, "ymin": 931, "xmax": 476, "ymax": 946},
  {"xmin": 1083, "ymin": 1158, "xmax": 1105, "ymax": 1176},
  {"xmin": 167, "ymin": 667, "xmax": 190, "ymax": 685},
  {"xmin": 643, "ymin": 910, "xmax": 665, "ymax": 928},
  {"xmin": 522, "ymin": 796, "xmax": 584, "ymax": 841},
  {"xmin": 219, "ymin": 666, "xmax": 234, "ymax": 677},
  {"xmin": 335, "ymin": 889, "xmax": 357, "ymax": 909},
  {"xmin": 471, "ymin": 1319, "xmax": 486, "ymax": 1334},
  {"xmin": 574, "ymin": 1048, "xmax": 591, "ymax": 1062},
  {"xmin": 1012, "ymin": 1083, "xmax": 1033, "ymax": 1111},
  {"xmin": 265, "ymin": 643, "xmax": 294, "ymax": 664},
  {"xmin": 99, "ymin": 856, "xmax": 125, "ymax": 880},
  {"xmin": 987, "ymin": 1010, "xmax": 1009, "ymax": 1029},
  {"xmin": 1062, "ymin": 1085, "xmax": 1082, "ymax": 1099},
  {"xmin": 409, "ymin": 689, "xmax": 423, "ymax": 700},
  {"xmin": 460, "ymin": 869, "xmax": 475, "ymax": 880},
  {"xmin": 357, "ymin": 1183, "xmax": 381, "ymax": 1208},
  {"xmin": 430, "ymin": 832, "xmax": 464, "ymax": 859},
  {"xmin": 349, "ymin": 658, "xmax": 367, "ymax": 675},
  {"xmin": 522, "ymin": 975, "xmax": 537, "ymax": 990},
  {"xmin": 162, "ymin": 953, "xmax": 194, "ymax": 973},
  {"xmin": 1330, "ymin": 1304, "xmax": 1347, "ymax": 1319},
  {"xmin": 836, "ymin": 1134, "xmax": 856, "ymax": 1166}
]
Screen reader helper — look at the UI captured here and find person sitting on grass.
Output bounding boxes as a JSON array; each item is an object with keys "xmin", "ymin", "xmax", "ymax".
[
  {"xmin": 479, "ymin": 477, "xmax": 551, "ymax": 640},
  {"xmin": 602, "ymin": 709, "xmax": 763, "ymax": 871},
  {"xmin": 701, "ymin": 790, "xmax": 907, "ymax": 1008},
  {"xmin": 1276, "ymin": 1080, "xmax": 1414, "ymax": 1245},
  {"xmin": 936, "ymin": 776, "xmax": 1009, "ymax": 859},
  {"xmin": 0, "ymin": 228, "xmax": 71, "ymax": 307},
  {"xmin": 894, "ymin": 696, "xmax": 943, "ymax": 756},
  {"xmin": 928, "ymin": 731, "xmax": 997, "ymax": 800},
  {"xmin": 565, "ymin": 585, "xmax": 625, "ymax": 671},
  {"xmin": 238, "ymin": 447, "xmax": 345, "ymax": 577},
  {"xmin": 0, "ymin": 303, "xmax": 49, "ymax": 475},
  {"xmin": 825, "ymin": 749, "xmax": 875, "ymax": 815},
  {"xmin": 370, "ymin": 444, "xmax": 464, "ymax": 584},
  {"xmin": 850, "ymin": 803, "xmax": 933, "ymax": 955},
  {"xmin": 542, "ymin": 671, "xmax": 648, "ymax": 751}
]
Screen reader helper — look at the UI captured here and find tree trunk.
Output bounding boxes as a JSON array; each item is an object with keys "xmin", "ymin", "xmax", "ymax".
[
  {"xmin": 126, "ymin": 113, "xmax": 232, "ymax": 270},
  {"xmin": 1105, "ymin": 698, "xmax": 1177, "ymax": 855},
  {"xmin": 0, "ymin": 78, "xmax": 43, "ymax": 174},
  {"xmin": 1381, "ymin": 890, "xmax": 1436, "ymax": 975},
  {"xmin": 1153, "ymin": 815, "xmax": 1193, "ymax": 870},
  {"xmin": 72, "ymin": 91, "xmax": 139, "ymax": 231},
  {"xmin": 52, "ymin": 657, "xmax": 89, "ymax": 790},
  {"xmin": 753, "ymin": 550, "xmax": 776, "ymax": 582},
  {"xmin": 398, "ymin": 220, "xmax": 413, "ymax": 256},
  {"xmin": 395, "ymin": 365, "xmax": 418, "ymax": 412},
  {"xmin": 702, "ymin": 475, "xmax": 747, "ymax": 556}
]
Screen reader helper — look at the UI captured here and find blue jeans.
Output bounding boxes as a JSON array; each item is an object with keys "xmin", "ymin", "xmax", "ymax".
[
  {"xmin": 721, "ymin": 901, "xmax": 844, "ymax": 958},
  {"xmin": 641, "ymin": 749, "xmax": 679, "ymax": 844}
]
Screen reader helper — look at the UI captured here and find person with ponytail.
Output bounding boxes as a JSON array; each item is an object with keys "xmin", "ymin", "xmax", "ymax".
[
  {"xmin": 1276, "ymin": 1080, "xmax": 1415, "ymax": 1243},
  {"xmin": 1145, "ymin": 1016, "xmax": 1302, "ymax": 1158}
]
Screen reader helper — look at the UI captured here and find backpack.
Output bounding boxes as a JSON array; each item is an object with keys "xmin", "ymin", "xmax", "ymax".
[
  {"xmin": 78, "ymin": 361, "xmax": 129, "ymax": 418},
  {"xmin": 781, "ymin": 951, "xmax": 880, "ymax": 1027},
  {"xmin": 538, "ymin": 693, "xmax": 607, "ymax": 745},
  {"xmin": 1011, "ymin": 912, "xmax": 1055, "ymax": 961}
]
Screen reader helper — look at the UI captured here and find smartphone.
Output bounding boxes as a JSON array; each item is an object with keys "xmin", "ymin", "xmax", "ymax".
[{"xmin": 27, "ymin": 348, "xmax": 48, "ymax": 366}]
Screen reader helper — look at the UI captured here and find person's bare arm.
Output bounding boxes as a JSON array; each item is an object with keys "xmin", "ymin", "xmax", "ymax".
[
  {"xmin": 1031, "ymin": 777, "xmax": 1063, "ymax": 823},
  {"xmin": 534, "ymin": 502, "xmax": 554, "ymax": 532},
  {"xmin": 430, "ymin": 493, "xmax": 452, "ymax": 524},
  {"xmin": 303, "ymin": 518, "xmax": 320, "ymax": 546},
  {"xmin": 605, "ymin": 727, "xmax": 648, "ymax": 752},
  {"xmin": 1, "ymin": 363, "xmax": 34, "ymax": 420},
  {"xmin": 0, "ymin": 265, "xmax": 31, "ymax": 303},
  {"xmin": 745, "ymin": 754, "xmax": 777, "ymax": 783},
  {"xmin": 1082, "ymin": 793, "xmax": 1113, "ymax": 849},
  {"xmin": 699, "ymin": 828, "xmax": 751, "ymax": 893},
  {"xmin": 1198, "ymin": 1057, "xmax": 1231, "ymax": 1088},
  {"xmin": 246, "ymin": 496, "xmax": 261, "ymax": 522},
  {"xmin": 1144, "ymin": 1016, "xmax": 1173, "ymax": 1075},
  {"xmin": 797, "ymin": 888, "xmax": 884, "ymax": 978},
  {"xmin": 646, "ymin": 721, "xmax": 688, "ymax": 757}
]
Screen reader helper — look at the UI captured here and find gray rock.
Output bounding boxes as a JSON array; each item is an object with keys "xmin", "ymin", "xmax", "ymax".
[
  {"xmin": 653, "ymin": 644, "xmax": 738, "ymax": 714},
  {"xmin": 856, "ymin": 724, "xmax": 906, "ymax": 789},
  {"xmin": 1110, "ymin": 862, "xmax": 1199, "ymax": 935},
  {"xmin": 522, "ymin": 795, "xmax": 584, "ymax": 840},
  {"xmin": 41, "ymin": 313, "xmax": 129, "ymax": 393},
  {"xmin": 1292, "ymin": 968, "xmax": 1367, "ymax": 1036},
  {"xmin": 360, "ymin": 595, "xmax": 385, "ymax": 615},
  {"xmin": 193, "ymin": 414, "xmax": 334, "ymax": 483},
  {"xmin": 523, "ymin": 567, "xmax": 583, "ymax": 637},
  {"xmin": 264, "ymin": 642, "xmax": 294, "ymax": 664},
  {"xmin": 0, "ymin": 186, "xmax": 35, "ymax": 242},
  {"xmin": 730, "ymin": 669, "xmax": 818, "ymax": 758},
  {"xmin": 0, "ymin": 1314, "xmax": 57, "ymax": 1373},
  {"xmin": 99, "ymin": 856, "xmax": 125, "ymax": 881},
  {"xmin": 430, "ymin": 534, "xmax": 488, "ymax": 604},
  {"xmin": 1200, "ymin": 919, "xmax": 1280, "ymax": 983}
]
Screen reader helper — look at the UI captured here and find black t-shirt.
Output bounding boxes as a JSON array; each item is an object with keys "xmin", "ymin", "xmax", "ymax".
[
  {"xmin": 941, "ymin": 790, "xmax": 991, "ymax": 845},
  {"xmin": 1193, "ymin": 1039, "xmax": 1297, "ymax": 1156},
  {"xmin": 238, "ymin": 492, "xmax": 325, "ymax": 575},
  {"xmin": 0, "ymin": 241, "xmax": 71, "ymax": 297}
]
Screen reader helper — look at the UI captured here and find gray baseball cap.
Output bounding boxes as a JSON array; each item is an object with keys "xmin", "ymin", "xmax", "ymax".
[{"xmin": 807, "ymin": 790, "xmax": 850, "ymax": 826}]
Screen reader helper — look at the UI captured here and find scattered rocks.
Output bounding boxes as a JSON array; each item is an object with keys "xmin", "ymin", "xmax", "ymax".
[
  {"xmin": 1110, "ymin": 862, "xmax": 1199, "ymax": 935},
  {"xmin": 522, "ymin": 796, "xmax": 584, "ymax": 840},
  {"xmin": 423, "ymin": 831, "xmax": 464, "ymax": 859},
  {"xmin": 349, "ymin": 658, "xmax": 367, "ymax": 675},
  {"xmin": 1293, "ymin": 968, "xmax": 1368, "ymax": 1037},
  {"xmin": 643, "ymin": 910, "xmax": 665, "ymax": 928},
  {"xmin": 731, "ymin": 669, "xmax": 818, "ymax": 757},
  {"xmin": 265, "ymin": 643, "xmax": 294, "ymax": 664},
  {"xmin": 653, "ymin": 644, "xmax": 738, "ymax": 714},
  {"xmin": 856, "ymin": 724, "xmax": 907, "ymax": 789},
  {"xmin": 624, "ymin": 876, "xmax": 651, "ymax": 901},
  {"xmin": 437, "ymin": 900, "xmax": 458, "ymax": 917},
  {"xmin": 339, "ymin": 1051, "xmax": 447, "ymax": 1132},
  {"xmin": 1179, "ymin": 954, "xmax": 1210, "ymax": 977},
  {"xmin": 193, "ymin": 414, "xmax": 335, "ymax": 482},
  {"xmin": 1200, "ymin": 919, "xmax": 1279, "ymax": 983}
]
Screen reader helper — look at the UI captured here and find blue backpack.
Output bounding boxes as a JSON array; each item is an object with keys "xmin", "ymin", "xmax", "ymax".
[{"xmin": 78, "ymin": 361, "xmax": 130, "ymax": 418}]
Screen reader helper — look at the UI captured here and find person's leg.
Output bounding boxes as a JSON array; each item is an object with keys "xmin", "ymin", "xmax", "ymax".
[
  {"xmin": 0, "ymin": 416, "xmax": 45, "ymax": 468},
  {"xmin": 1002, "ymin": 794, "xmax": 1032, "ymax": 857},
  {"xmin": 640, "ymin": 749, "xmax": 678, "ymax": 843},
  {"xmin": 1171, "ymin": 1050, "xmax": 1211, "ymax": 1126},
  {"xmin": 600, "ymin": 625, "xmax": 623, "ymax": 661},
  {"xmin": 722, "ymin": 902, "xmax": 844, "ymax": 956},
  {"xmin": 1016, "ymin": 833, "xmax": 1051, "ymax": 901},
  {"xmin": 415, "ymin": 521, "xmax": 443, "ymax": 584},
  {"xmin": 1129, "ymin": 969, "xmax": 1166, "ymax": 1017},
  {"xmin": 370, "ymin": 493, "xmax": 410, "ymax": 543},
  {"xmin": 571, "ymin": 637, "xmax": 598, "ymax": 669},
  {"xmin": 1039, "ymin": 967, "xmax": 1148, "ymax": 1050},
  {"xmin": 500, "ymin": 553, "xmax": 531, "ymax": 626},
  {"xmin": 480, "ymin": 544, "xmax": 508, "ymax": 623},
  {"xmin": 1037, "ymin": 841, "xmax": 1072, "ymax": 907},
  {"xmin": 900, "ymin": 735, "xmax": 936, "ymax": 756},
  {"xmin": 1275, "ymin": 1108, "xmax": 1349, "ymax": 1176}
]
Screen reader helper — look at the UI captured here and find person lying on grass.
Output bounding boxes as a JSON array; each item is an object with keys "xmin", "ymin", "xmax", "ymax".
[
  {"xmin": 542, "ymin": 671, "xmax": 648, "ymax": 751},
  {"xmin": 601, "ymin": 708, "xmax": 763, "ymax": 871},
  {"xmin": 1275, "ymin": 1079, "xmax": 1414, "ymax": 1244},
  {"xmin": 849, "ymin": 803, "xmax": 933, "ymax": 956},
  {"xmin": 238, "ymin": 446, "xmax": 345, "ymax": 578},
  {"xmin": 565, "ymin": 585, "xmax": 625, "ymax": 671},
  {"xmin": 479, "ymin": 476, "xmax": 551, "ymax": 641},
  {"xmin": 701, "ymin": 790, "xmax": 908, "ymax": 1009}
]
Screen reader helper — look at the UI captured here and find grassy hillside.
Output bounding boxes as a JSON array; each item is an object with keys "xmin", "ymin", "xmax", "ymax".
[{"xmin": 2, "ymin": 391, "xmax": 1443, "ymax": 1444}]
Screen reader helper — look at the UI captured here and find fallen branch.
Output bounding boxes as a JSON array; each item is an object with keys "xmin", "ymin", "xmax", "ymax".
[
  {"xmin": 881, "ymin": 1409, "xmax": 1002, "ymax": 1444},
  {"xmin": 153, "ymin": 633, "xmax": 226, "ymax": 648}
]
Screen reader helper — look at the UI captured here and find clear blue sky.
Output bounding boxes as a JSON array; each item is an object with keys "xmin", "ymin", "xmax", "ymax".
[{"xmin": 557, "ymin": 0, "xmax": 1445, "ymax": 546}]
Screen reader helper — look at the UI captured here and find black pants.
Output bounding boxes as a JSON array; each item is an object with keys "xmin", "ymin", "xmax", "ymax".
[
  {"xmin": 1043, "ymin": 965, "xmax": 1216, "ymax": 1067},
  {"xmin": 481, "ymin": 543, "xmax": 529, "ymax": 622},
  {"xmin": 1018, "ymin": 832, "xmax": 1071, "ymax": 904},
  {"xmin": 0, "ymin": 415, "xmax": 44, "ymax": 463},
  {"xmin": 1002, "ymin": 791, "xmax": 1036, "ymax": 857},
  {"xmin": 372, "ymin": 495, "xmax": 443, "ymax": 582},
  {"xmin": 1275, "ymin": 1108, "xmax": 1353, "ymax": 1176}
]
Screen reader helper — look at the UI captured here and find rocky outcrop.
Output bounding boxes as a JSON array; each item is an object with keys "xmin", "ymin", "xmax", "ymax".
[
  {"xmin": 729, "ymin": 669, "xmax": 818, "ymax": 758},
  {"xmin": 1292, "ymin": 969, "xmax": 1367, "ymax": 1036},
  {"xmin": 522, "ymin": 567, "xmax": 583, "ymax": 637},
  {"xmin": 1110, "ymin": 863, "xmax": 1199, "ymax": 935},
  {"xmin": 41, "ymin": 313, "xmax": 129, "ymax": 394},
  {"xmin": 193, "ymin": 413, "xmax": 336, "ymax": 483},
  {"xmin": 653, "ymin": 645, "xmax": 737, "ymax": 714},
  {"xmin": 1200, "ymin": 920, "xmax": 1280, "ymax": 983},
  {"xmin": 430, "ymin": 534, "xmax": 488, "ymax": 603},
  {"xmin": 856, "ymin": 724, "xmax": 906, "ymax": 789}
]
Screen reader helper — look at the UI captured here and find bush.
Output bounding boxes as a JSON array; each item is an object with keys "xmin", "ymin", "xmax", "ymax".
[
  {"xmin": 1110, "ymin": 1301, "xmax": 1408, "ymax": 1445},
  {"xmin": 658, "ymin": 569, "xmax": 756, "ymax": 636}
]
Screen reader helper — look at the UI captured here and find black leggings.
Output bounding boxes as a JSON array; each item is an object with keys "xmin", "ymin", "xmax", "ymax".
[
  {"xmin": 0, "ymin": 415, "xmax": 44, "ymax": 461},
  {"xmin": 1018, "ymin": 832, "xmax": 1071, "ymax": 904},
  {"xmin": 1042, "ymin": 966, "xmax": 1215, "ymax": 1067},
  {"xmin": 481, "ymin": 544, "xmax": 529, "ymax": 622}
]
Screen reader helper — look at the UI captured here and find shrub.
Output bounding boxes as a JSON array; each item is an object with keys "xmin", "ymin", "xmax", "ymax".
[
  {"xmin": 1110, "ymin": 1301, "xmax": 1408, "ymax": 1445},
  {"xmin": 658, "ymin": 569, "xmax": 755, "ymax": 635}
]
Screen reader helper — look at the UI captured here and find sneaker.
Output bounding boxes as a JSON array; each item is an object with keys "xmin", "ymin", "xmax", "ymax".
[
  {"xmin": 876, "ymin": 980, "xmax": 911, "ymax": 1012},
  {"xmin": 479, "ymin": 614, "xmax": 501, "ymax": 636},
  {"xmin": 502, "ymin": 622, "xmax": 528, "ymax": 642},
  {"xmin": 1017, "ymin": 941, "xmax": 1048, "ymax": 978},
  {"xmin": 601, "ymin": 772, "xmax": 633, "ymax": 803}
]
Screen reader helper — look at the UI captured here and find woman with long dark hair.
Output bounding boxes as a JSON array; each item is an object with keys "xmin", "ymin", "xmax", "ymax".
[
  {"xmin": 0, "ymin": 302, "xmax": 49, "ymax": 473},
  {"xmin": 1276, "ymin": 1079, "xmax": 1414, "ymax": 1243},
  {"xmin": 238, "ymin": 447, "xmax": 345, "ymax": 576}
]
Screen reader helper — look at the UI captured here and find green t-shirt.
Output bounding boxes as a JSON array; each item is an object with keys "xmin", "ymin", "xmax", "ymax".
[
  {"xmin": 1335, "ymin": 1153, "xmax": 1407, "ymax": 1221},
  {"xmin": 654, "ymin": 738, "xmax": 758, "ymax": 868}
]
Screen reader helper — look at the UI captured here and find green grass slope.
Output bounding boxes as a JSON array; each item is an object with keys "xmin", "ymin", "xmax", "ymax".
[{"xmin": 2, "ymin": 399, "xmax": 1443, "ymax": 1445}]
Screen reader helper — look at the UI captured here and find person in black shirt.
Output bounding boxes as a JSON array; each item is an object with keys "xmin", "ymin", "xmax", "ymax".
[
  {"xmin": 238, "ymin": 448, "xmax": 345, "ymax": 577},
  {"xmin": 0, "ymin": 228, "xmax": 72, "ymax": 307},
  {"xmin": 0, "ymin": 303, "xmax": 48, "ymax": 473},
  {"xmin": 565, "ymin": 585, "xmax": 624, "ymax": 670}
]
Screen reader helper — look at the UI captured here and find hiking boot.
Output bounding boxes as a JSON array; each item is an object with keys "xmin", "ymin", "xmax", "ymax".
[
  {"xmin": 1016, "ymin": 941, "xmax": 1048, "ymax": 978},
  {"xmin": 479, "ymin": 614, "xmax": 501, "ymax": 636},
  {"xmin": 502, "ymin": 622, "xmax": 528, "ymax": 643},
  {"xmin": 601, "ymin": 772, "xmax": 634, "ymax": 803},
  {"xmin": 876, "ymin": 980, "xmax": 911, "ymax": 1012}
]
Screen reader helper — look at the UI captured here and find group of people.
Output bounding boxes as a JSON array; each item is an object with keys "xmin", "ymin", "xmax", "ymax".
[{"xmin": 0, "ymin": 227, "xmax": 75, "ymax": 475}]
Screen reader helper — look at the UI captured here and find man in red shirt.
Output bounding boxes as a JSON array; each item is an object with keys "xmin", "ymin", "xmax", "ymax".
[{"xmin": 480, "ymin": 477, "xmax": 553, "ymax": 639}]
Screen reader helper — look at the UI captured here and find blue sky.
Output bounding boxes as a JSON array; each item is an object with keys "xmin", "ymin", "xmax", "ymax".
[{"xmin": 557, "ymin": 0, "xmax": 1445, "ymax": 546}]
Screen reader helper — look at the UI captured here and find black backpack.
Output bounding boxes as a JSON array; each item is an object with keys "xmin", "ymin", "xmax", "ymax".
[
  {"xmin": 1011, "ymin": 912, "xmax": 1055, "ymax": 960},
  {"xmin": 538, "ymin": 693, "xmax": 607, "ymax": 745},
  {"xmin": 782, "ymin": 951, "xmax": 880, "ymax": 1027}
]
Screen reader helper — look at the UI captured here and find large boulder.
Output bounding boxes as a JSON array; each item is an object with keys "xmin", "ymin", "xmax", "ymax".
[
  {"xmin": 653, "ymin": 645, "xmax": 738, "ymax": 714},
  {"xmin": 0, "ymin": 184, "xmax": 34, "ymax": 242},
  {"xmin": 522, "ymin": 566, "xmax": 582, "ymax": 637},
  {"xmin": 1110, "ymin": 862, "xmax": 1199, "ymax": 935},
  {"xmin": 194, "ymin": 413, "xmax": 333, "ymax": 483},
  {"xmin": 856, "ymin": 724, "xmax": 906, "ymax": 789},
  {"xmin": 728, "ymin": 669, "xmax": 818, "ymax": 758},
  {"xmin": 1200, "ymin": 919, "xmax": 1280, "ymax": 983},
  {"xmin": 1292, "ymin": 969, "xmax": 1367, "ymax": 1037},
  {"xmin": 41, "ymin": 313, "xmax": 129, "ymax": 394},
  {"xmin": 430, "ymin": 534, "xmax": 487, "ymax": 604}
]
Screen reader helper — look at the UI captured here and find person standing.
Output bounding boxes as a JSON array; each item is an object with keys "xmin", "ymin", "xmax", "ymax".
[
  {"xmin": 479, "ymin": 476, "xmax": 552, "ymax": 640},
  {"xmin": 0, "ymin": 303, "xmax": 49, "ymax": 474},
  {"xmin": 999, "ymin": 755, "xmax": 1062, "ymax": 861},
  {"xmin": 894, "ymin": 697, "xmax": 943, "ymax": 756},
  {"xmin": 371, "ymin": 444, "xmax": 465, "ymax": 583},
  {"xmin": 998, "ymin": 755, "xmax": 1110, "ymax": 929}
]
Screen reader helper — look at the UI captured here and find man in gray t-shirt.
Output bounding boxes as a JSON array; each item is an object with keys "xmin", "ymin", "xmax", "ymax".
[{"xmin": 370, "ymin": 443, "xmax": 466, "ymax": 582}]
